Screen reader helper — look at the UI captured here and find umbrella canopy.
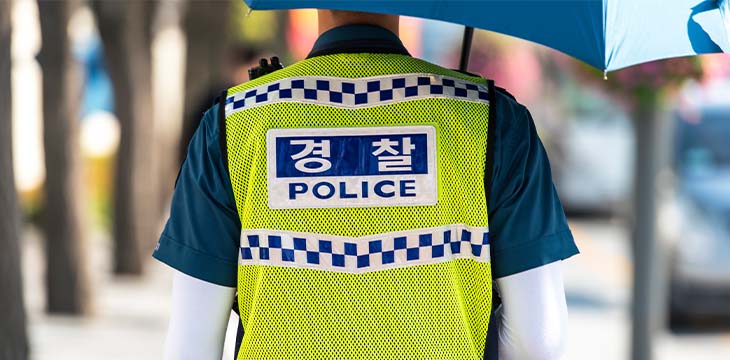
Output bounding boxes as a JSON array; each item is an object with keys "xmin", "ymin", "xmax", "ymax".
[{"xmin": 244, "ymin": 0, "xmax": 730, "ymax": 72}]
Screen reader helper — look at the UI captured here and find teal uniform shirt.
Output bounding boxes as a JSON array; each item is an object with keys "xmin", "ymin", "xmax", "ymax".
[{"xmin": 153, "ymin": 24, "xmax": 578, "ymax": 287}]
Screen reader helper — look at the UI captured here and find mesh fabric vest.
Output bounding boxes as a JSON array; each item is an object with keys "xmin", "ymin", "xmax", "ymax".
[{"xmin": 224, "ymin": 53, "xmax": 493, "ymax": 360}]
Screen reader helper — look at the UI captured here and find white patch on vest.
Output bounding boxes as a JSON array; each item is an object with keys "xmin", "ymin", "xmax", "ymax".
[{"xmin": 267, "ymin": 126, "xmax": 437, "ymax": 209}]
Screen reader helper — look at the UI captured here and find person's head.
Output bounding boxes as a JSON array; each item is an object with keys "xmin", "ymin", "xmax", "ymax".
[{"xmin": 317, "ymin": 10, "xmax": 399, "ymax": 35}]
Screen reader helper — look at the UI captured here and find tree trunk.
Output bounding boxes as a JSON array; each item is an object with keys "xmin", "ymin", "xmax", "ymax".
[
  {"xmin": 92, "ymin": 1, "xmax": 157, "ymax": 275},
  {"xmin": 153, "ymin": 0, "xmax": 185, "ymax": 216},
  {"xmin": 0, "ymin": 1, "xmax": 31, "ymax": 357},
  {"xmin": 179, "ymin": 0, "xmax": 231, "ymax": 162},
  {"xmin": 37, "ymin": 0, "xmax": 91, "ymax": 315}
]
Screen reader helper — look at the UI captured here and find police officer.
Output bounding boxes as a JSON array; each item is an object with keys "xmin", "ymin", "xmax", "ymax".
[{"xmin": 155, "ymin": 10, "xmax": 578, "ymax": 360}]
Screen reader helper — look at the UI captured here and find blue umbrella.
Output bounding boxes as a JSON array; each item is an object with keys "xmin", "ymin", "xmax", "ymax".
[{"xmin": 244, "ymin": 0, "xmax": 730, "ymax": 72}]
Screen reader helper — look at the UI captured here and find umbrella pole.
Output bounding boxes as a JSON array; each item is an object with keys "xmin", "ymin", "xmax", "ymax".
[{"xmin": 458, "ymin": 26, "xmax": 474, "ymax": 72}]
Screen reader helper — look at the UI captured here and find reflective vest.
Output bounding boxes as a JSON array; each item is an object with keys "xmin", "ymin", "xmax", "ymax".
[{"xmin": 223, "ymin": 53, "xmax": 494, "ymax": 360}]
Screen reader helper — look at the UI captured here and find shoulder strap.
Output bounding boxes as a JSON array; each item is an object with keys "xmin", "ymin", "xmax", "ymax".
[
  {"xmin": 218, "ymin": 89, "xmax": 229, "ymax": 176},
  {"xmin": 220, "ymin": 87, "xmax": 242, "ymax": 360},
  {"xmin": 485, "ymin": 79, "xmax": 497, "ymax": 207},
  {"xmin": 484, "ymin": 80, "xmax": 502, "ymax": 360}
]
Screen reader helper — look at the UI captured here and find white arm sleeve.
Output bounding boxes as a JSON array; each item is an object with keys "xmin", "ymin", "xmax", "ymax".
[
  {"xmin": 163, "ymin": 263, "xmax": 567, "ymax": 359},
  {"xmin": 496, "ymin": 261, "xmax": 569, "ymax": 360},
  {"xmin": 164, "ymin": 271, "xmax": 236, "ymax": 360}
]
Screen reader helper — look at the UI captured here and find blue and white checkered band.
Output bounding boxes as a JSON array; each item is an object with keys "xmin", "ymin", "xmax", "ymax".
[
  {"xmin": 238, "ymin": 224, "xmax": 490, "ymax": 274},
  {"xmin": 224, "ymin": 73, "xmax": 489, "ymax": 116}
]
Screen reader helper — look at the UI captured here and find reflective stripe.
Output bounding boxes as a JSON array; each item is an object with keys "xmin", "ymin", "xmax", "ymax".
[
  {"xmin": 239, "ymin": 224, "xmax": 490, "ymax": 274},
  {"xmin": 225, "ymin": 73, "xmax": 490, "ymax": 115}
]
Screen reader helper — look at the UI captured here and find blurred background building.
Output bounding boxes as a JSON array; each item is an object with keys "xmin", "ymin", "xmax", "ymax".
[{"xmin": 1, "ymin": 0, "xmax": 729, "ymax": 359}]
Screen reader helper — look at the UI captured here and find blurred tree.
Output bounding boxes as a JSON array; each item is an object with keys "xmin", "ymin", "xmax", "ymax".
[
  {"xmin": 92, "ymin": 1, "xmax": 159, "ymax": 275},
  {"xmin": 178, "ymin": 2, "xmax": 290, "ymax": 162},
  {"xmin": 179, "ymin": 0, "xmax": 232, "ymax": 162},
  {"xmin": 152, "ymin": 0, "xmax": 185, "ymax": 217},
  {"xmin": 0, "ymin": 1, "xmax": 30, "ymax": 357},
  {"xmin": 37, "ymin": 0, "xmax": 92, "ymax": 314}
]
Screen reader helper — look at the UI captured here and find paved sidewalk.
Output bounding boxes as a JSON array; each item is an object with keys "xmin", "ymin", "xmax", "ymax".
[
  {"xmin": 22, "ymin": 226, "xmax": 240, "ymax": 360},
  {"xmin": 565, "ymin": 219, "xmax": 730, "ymax": 360}
]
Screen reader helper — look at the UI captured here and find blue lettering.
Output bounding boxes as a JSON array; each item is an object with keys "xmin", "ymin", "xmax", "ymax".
[
  {"xmin": 289, "ymin": 183, "xmax": 308, "ymax": 199},
  {"xmin": 313, "ymin": 182, "xmax": 335, "ymax": 199},
  {"xmin": 339, "ymin": 182, "xmax": 357, "ymax": 199},
  {"xmin": 400, "ymin": 179, "xmax": 417, "ymax": 197},
  {"xmin": 374, "ymin": 180, "xmax": 395, "ymax": 198},
  {"xmin": 288, "ymin": 179, "xmax": 420, "ymax": 201}
]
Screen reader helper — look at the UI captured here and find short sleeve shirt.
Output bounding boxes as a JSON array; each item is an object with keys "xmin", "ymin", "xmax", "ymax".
[{"xmin": 153, "ymin": 25, "xmax": 578, "ymax": 287}]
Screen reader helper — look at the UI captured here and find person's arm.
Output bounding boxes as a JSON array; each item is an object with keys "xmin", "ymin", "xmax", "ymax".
[
  {"xmin": 153, "ymin": 102, "xmax": 242, "ymax": 358},
  {"xmin": 164, "ymin": 271, "xmax": 236, "ymax": 360},
  {"xmin": 496, "ymin": 261, "xmax": 568, "ymax": 360},
  {"xmin": 486, "ymin": 89, "xmax": 578, "ymax": 359}
]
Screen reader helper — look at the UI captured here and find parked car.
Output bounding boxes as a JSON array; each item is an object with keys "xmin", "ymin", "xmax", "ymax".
[
  {"xmin": 664, "ymin": 104, "xmax": 730, "ymax": 328},
  {"xmin": 550, "ymin": 93, "xmax": 633, "ymax": 216}
]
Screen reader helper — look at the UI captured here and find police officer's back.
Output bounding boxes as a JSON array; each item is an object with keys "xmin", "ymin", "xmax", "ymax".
[{"xmin": 155, "ymin": 10, "xmax": 578, "ymax": 360}]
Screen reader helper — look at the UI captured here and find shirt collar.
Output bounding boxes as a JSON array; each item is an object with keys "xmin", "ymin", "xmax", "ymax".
[{"xmin": 306, "ymin": 24, "xmax": 411, "ymax": 59}]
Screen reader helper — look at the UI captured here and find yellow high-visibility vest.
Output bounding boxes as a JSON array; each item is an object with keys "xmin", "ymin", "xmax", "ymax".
[{"xmin": 224, "ymin": 52, "xmax": 493, "ymax": 360}]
